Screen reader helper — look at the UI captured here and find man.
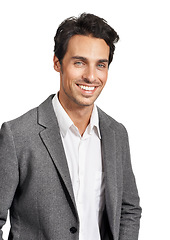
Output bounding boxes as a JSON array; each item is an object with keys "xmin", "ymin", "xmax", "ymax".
[{"xmin": 0, "ymin": 13, "xmax": 141, "ymax": 240}]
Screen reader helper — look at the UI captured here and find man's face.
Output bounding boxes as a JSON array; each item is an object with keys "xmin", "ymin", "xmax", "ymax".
[{"xmin": 54, "ymin": 35, "xmax": 110, "ymax": 109}]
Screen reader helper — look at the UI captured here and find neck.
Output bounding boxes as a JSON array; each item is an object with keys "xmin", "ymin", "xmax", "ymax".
[{"xmin": 58, "ymin": 95, "xmax": 94, "ymax": 136}]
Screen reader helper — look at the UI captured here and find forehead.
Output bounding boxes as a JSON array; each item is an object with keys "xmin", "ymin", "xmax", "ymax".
[{"xmin": 65, "ymin": 35, "xmax": 110, "ymax": 60}]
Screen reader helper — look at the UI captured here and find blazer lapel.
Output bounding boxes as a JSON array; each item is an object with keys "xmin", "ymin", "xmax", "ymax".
[
  {"xmin": 98, "ymin": 108, "xmax": 118, "ymax": 234},
  {"xmin": 37, "ymin": 95, "xmax": 77, "ymax": 217}
]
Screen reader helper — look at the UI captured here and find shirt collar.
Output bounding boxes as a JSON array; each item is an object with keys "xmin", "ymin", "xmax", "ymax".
[
  {"xmin": 52, "ymin": 93, "xmax": 101, "ymax": 139},
  {"xmin": 88, "ymin": 103, "xmax": 101, "ymax": 139},
  {"xmin": 52, "ymin": 94, "xmax": 73, "ymax": 137}
]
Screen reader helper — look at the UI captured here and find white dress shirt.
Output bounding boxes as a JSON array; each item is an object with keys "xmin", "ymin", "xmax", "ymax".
[{"xmin": 52, "ymin": 94, "xmax": 105, "ymax": 240}]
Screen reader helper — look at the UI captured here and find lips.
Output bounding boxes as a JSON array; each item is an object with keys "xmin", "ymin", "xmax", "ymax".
[
  {"xmin": 78, "ymin": 85, "xmax": 95, "ymax": 91},
  {"xmin": 76, "ymin": 83, "xmax": 99, "ymax": 90}
]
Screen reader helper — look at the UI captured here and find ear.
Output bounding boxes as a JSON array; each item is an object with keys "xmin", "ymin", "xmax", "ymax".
[{"xmin": 53, "ymin": 55, "xmax": 61, "ymax": 72}]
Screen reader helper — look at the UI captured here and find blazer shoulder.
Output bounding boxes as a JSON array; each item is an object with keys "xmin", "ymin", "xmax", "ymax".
[
  {"xmin": 3, "ymin": 94, "xmax": 55, "ymax": 136},
  {"xmin": 5, "ymin": 106, "xmax": 38, "ymax": 135},
  {"xmin": 97, "ymin": 107, "xmax": 128, "ymax": 138}
]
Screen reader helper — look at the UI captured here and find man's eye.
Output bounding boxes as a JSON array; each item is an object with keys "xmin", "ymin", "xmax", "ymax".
[
  {"xmin": 98, "ymin": 63, "xmax": 105, "ymax": 68},
  {"xmin": 74, "ymin": 61, "xmax": 83, "ymax": 66}
]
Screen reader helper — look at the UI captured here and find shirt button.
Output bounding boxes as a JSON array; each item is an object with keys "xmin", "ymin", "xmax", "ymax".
[{"xmin": 70, "ymin": 227, "xmax": 77, "ymax": 234}]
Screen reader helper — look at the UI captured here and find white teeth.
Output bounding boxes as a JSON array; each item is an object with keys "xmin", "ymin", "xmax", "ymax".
[{"xmin": 79, "ymin": 85, "xmax": 95, "ymax": 91}]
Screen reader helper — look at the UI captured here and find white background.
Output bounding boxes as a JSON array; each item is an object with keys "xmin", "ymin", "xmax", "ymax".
[{"xmin": 0, "ymin": 0, "xmax": 170, "ymax": 239}]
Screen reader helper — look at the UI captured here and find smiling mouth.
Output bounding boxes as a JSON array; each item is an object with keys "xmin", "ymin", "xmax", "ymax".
[
  {"xmin": 78, "ymin": 85, "xmax": 95, "ymax": 91},
  {"xmin": 76, "ymin": 84, "xmax": 98, "ymax": 91}
]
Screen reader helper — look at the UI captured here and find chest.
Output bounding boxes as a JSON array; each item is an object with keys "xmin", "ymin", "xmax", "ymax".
[{"xmin": 61, "ymin": 130, "xmax": 104, "ymax": 200}]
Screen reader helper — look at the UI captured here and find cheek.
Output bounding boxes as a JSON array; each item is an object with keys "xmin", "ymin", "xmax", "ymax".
[
  {"xmin": 98, "ymin": 71, "xmax": 108, "ymax": 85},
  {"xmin": 65, "ymin": 67, "xmax": 83, "ymax": 82}
]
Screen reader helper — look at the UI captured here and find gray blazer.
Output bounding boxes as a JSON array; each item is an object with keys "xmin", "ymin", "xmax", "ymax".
[{"xmin": 0, "ymin": 95, "xmax": 141, "ymax": 240}]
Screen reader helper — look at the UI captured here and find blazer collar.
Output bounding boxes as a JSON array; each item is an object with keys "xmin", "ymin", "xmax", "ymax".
[
  {"xmin": 98, "ymin": 107, "xmax": 118, "ymax": 233},
  {"xmin": 37, "ymin": 94, "xmax": 78, "ymax": 218}
]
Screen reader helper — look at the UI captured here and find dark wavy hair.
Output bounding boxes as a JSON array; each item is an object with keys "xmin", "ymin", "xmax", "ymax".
[{"xmin": 54, "ymin": 13, "xmax": 119, "ymax": 65}]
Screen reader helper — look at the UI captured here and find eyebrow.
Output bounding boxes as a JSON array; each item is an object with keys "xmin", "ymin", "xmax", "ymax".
[
  {"xmin": 72, "ymin": 56, "xmax": 87, "ymax": 61},
  {"xmin": 71, "ymin": 56, "xmax": 109, "ymax": 63},
  {"xmin": 98, "ymin": 59, "xmax": 109, "ymax": 63}
]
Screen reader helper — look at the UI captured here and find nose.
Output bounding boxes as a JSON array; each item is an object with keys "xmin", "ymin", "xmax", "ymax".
[{"xmin": 83, "ymin": 65, "xmax": 97, "ymax": 83}]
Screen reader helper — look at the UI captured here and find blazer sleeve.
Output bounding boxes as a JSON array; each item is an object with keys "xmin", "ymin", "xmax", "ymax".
[
  {"xmin": 119, "ymin": 126, "xmax": 142, "ymax": 240},
  {"xmin": 0, "ymin": 122, "xmax": 19, "ymax": 239}
]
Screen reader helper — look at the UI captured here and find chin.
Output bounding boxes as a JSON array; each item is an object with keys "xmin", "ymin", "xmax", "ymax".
[
  {"xmin": 74, "ymin": 98, "xmax": 95, "ymax": 107},
  {"xmin": 77, "ymin": 102, "xmax": 94, "ymax": 107}
]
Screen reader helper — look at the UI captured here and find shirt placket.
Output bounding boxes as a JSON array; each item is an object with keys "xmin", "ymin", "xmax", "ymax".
[{"xmin": 77, "ymin": 136, "xmax": 88, "ymax": 239}]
